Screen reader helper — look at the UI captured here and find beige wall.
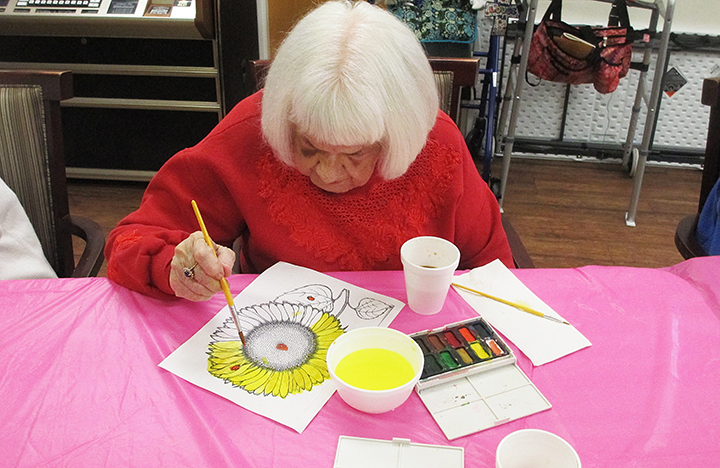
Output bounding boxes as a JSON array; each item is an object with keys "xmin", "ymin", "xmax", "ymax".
[{"xmin": 267, "ymin": 0, "xmax": 323, "ymax": 57}]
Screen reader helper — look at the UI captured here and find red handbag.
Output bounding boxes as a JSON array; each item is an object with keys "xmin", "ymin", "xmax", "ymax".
[{"xmin": 527, "ymin": 0, "xmax": 635, "ymax": 94}]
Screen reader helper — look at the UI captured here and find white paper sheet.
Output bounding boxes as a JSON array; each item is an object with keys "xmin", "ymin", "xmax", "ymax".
[
  {"xmin": 452, "ymin": 260, "xmax": 591, "ymax": 366},
  {"xmin": 159, "ymin": 262, "xmax": 404, "ymax": 433}
]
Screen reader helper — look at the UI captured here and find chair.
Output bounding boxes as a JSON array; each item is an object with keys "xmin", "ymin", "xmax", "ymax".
[
  {"xmin": 245, "ymin": 59, "xmax": 534, "ymax": 268},
  {"xmin": 427, "ymin": 58, "xmax": 535, "ymax": 268},
  {"xmin": 674, "ymin": 77, "xmax": 720, "ymax": 259},
  {"xmin": 246, "ymin": 58, "xmax": 480, "ymax": 125},
  {"xmin": 245, "ymin": 59, "xmax": 271, "ymax": 98},
  {"xmin": 0, "ymin": 70, "xmax": 105, "ymax": 277},
  {"xmin": 427, "ymin": 57, "xmax": 480, "ymax": 125}
]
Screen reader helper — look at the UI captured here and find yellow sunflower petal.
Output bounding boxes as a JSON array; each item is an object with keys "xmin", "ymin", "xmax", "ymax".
[
  {"xmin": 236, "ymin": 365, "xmax": 266, "ymax": 386},
  {"xmin": 306, "ymin": 357, "xmax": 330, "ymax": 379},
  {"xmin": 244, "ymin": 368, "xmax": 271, "ymax": 393},
  {"xmin": 210, "ymin": 341, "xmax": 243, "ymax": 352},
  {"xmin": 269, "ymin": 372, "xmax": 284, "ymax": 397},
  {"xmin": 208, "ymin": 346, "xmax": 242, "ymax": 358},
  {"xmin": 294, "ymin": 366, "xmax": 313, "ymax": 391},
  {"xmin": 313, "ymin": 313, "xmax": 336, "ymax": 329},
  {"xmin": 311, "ymin": 313, "xmax": 338, "ymax": 332},
  {"xmin": 210, "ymin": 353, "xmax": 242, "ymax": 364},
  {"xmin": 289, "ymin": 372, "xmax": 303, "ymax": 394},
  {"xmin": 262, "ymin": 370, "xmax": 281, "ymax": 396},
  {"xmin": 313, "ymin": 322, "xmax": 342, "ymax": 336},
  {"xmin": 277, "ymin": 371, "xmax": 290, "ymax": 398},
  {"xmin": 285, "ymin": 371, "xmax": 297, "ymax": 395},
  {"xmin": 210, "ymin": 363, "xmax": 241, "ymax": 378},
  {"xmin": 315, "ymin": 330, "xmax": 344, "ymax": 344},
  {"xmin": 302, "ymin": 361, "xmax": 326, "ymax": 383},
  {"xmin": 310, "ymin": 314, "xmax": 330, "ymax": 329}
]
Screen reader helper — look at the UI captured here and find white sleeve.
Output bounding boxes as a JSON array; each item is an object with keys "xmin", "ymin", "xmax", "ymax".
[{"xmin": 0, "ymin": 179, "xmax": 58, "ymax": 280}]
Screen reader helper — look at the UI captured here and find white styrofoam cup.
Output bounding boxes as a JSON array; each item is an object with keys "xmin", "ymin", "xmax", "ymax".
[
  {"xmin": 496, "ymin": 429, "xmax": 581, "ymax": 468},
  {"xmin": 400, "ymin": 236, "xmax": 460, "ymax": 315}
]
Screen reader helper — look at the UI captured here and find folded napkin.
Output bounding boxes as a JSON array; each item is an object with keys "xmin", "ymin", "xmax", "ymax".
[{"xmin": 453, "ymin": 259, "xmax": 591, "ymax": 366}]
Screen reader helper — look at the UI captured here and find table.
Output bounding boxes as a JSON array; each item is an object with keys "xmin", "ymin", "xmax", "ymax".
[{"xmin": 2, "ymin": 257, "xmax": 720, "ymax": 467}]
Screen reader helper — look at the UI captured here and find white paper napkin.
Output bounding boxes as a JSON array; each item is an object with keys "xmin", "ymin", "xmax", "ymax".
[{"xmin": 453, "ymin": 259, "xmax": 591, "ymax": 366}]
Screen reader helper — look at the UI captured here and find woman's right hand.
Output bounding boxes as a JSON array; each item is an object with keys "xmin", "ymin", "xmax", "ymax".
[{"xmin": 169, "ymin": 231, "xmax": 236, "ymax": 301}]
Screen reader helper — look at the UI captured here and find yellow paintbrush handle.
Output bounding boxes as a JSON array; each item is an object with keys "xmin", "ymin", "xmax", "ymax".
[
  {"xmin": 220, "ymin": 277, "xmax": 235, "ymax": 306},
  {"xmin": 192, "ymin": 200, "xmax": 216, "ymax": 253},
  {"xmin": 476, "ymin": 290, "xmax": 544, "ymax": 318},
  {"xmin": 191, "ymin": 200, "xmax": 246, "ymax": 344},
  {"xmin": 452, "ymin": 282, "xmax": 570, "ymax": 325}
]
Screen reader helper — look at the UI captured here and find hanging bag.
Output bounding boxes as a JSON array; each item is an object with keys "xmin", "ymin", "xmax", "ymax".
[{"xmin": 527, "ymin": 0, "xmax": 635, "ymax": 94}]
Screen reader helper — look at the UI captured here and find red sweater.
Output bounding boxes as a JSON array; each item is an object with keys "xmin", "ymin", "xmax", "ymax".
[{"xmin": 106, "ymin": 91, "xmax": 513, "ymax": 298}]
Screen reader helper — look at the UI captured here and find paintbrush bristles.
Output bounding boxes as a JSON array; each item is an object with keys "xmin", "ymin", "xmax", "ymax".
[{"xmin": 228, "ymin": 304, "xmax": 247, "ymax": 345}]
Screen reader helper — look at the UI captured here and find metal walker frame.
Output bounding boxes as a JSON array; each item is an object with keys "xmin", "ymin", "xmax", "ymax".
[{"xmin": 495, "ymin": 0, "xmax": 676, "ymax": 226}]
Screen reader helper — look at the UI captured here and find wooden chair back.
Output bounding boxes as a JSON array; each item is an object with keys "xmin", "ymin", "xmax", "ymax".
[
  {"xmin": 427, "ymin": 57, "xmax": 479, "ymax": 124},
  {"xmin": 0, "ymin": 70, "xmax": 105, "ymax": 277}
]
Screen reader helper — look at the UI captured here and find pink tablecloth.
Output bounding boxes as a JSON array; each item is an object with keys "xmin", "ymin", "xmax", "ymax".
[{"xmin": 2, "ymin": 257, "xmax": 719, "ymax": 467}]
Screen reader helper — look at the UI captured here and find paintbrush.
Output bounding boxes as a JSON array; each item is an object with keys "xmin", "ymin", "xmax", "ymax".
[
  {"xmin": 451, "ymin": 282, "xmax": 571, "ymax": 325},
  {"xmin": 191, "ymin": 200, "xmax": 246, "ymax": 345}
]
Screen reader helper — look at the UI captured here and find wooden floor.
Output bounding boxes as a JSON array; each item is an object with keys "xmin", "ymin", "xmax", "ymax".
[
  {"xmin": 69, "ymin": 180, "xmax": 147, "ymax": 277},
  {"xmin": 496, "ymin": 157, "xmax": 701, "ymax": 269},
  {"xmin": 68, "ymin": 157, "xmax": 702, "ymax": 276}
]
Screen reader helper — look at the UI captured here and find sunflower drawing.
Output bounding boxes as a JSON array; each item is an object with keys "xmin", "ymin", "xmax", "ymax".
[
  {"xmin": 207, "ymin": 301, "xmax": 345, "ymax": 398},
  {"xmin": 275, "ymin": 284, "xmax": 394, "ymax": 320}
]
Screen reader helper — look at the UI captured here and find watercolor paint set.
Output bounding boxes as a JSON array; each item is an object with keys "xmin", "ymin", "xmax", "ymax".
[
  {"xmin": 412, "ymin": 317, "xmax": 514, "ymax": 390},
  {"xmin": 410, "ymin": 318, "xmax": 552, "ymax": 440}
]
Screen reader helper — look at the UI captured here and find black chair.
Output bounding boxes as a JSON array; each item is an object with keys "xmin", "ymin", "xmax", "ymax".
[
  {"xmin": 0, "ymin": 70, "xmax": 105, "ymax": 277},
  {"xmin": 245, "ymin": 59, "xmax": 534, "ymax": 268},
  {"xmin": 675, "ymin": 77, "xmax": 720, "ymax": 259}
]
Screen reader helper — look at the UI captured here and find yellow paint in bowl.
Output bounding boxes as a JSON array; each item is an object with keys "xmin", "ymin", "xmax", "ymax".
[{"xmin": 334, "ymin": 348, "xmax": 415, "ymax": 391}]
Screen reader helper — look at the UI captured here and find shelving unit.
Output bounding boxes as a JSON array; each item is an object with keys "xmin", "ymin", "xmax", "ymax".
[
  {"xmin": 0, "ymin": 0, "xmax": 258, "ymax": 181},
  {"xmin": 496, "ymin": 0, "xmax": 676, "ymax": 226}
]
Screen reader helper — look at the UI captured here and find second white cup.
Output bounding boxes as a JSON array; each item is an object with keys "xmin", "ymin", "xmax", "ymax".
[
  {"xmin": 400, "ymin": 236, "xmax": 460, "ymax": 315},
  {"xmin": 496, "ymin": 429, "xmax": 581, "ymax": 468}
]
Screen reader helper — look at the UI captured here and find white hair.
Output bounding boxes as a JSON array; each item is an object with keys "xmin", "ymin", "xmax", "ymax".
[{"xmin": 261, "ymin": 0, "xmax": 439, "ymax": 180}]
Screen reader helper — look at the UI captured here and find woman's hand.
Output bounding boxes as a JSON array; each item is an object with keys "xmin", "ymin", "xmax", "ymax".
[{"xmin": 169, "ymin": 231, "xmax": 236, "ymax": 301}]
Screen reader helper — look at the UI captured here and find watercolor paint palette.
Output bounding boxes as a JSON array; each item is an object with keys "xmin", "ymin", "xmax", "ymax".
[
  {"xmin": 411, "ymin": 318, "xmax": 552, "ymax": 440},
  {"xmin": 412, "ymin": 317, "xmax": 514, "ymax": 390},
  {"xmin": 333, "ymin": 436, "xmax": 463, "ymax": 468}
]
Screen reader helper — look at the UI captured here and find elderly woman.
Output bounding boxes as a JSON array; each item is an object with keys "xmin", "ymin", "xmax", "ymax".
[{"xmin": 105, "ymin": 0, "xmax": 513, "ymax": 300}]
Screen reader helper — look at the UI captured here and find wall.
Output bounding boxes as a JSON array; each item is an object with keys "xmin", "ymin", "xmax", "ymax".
[
  {"xmin": 256, "ymin": 0, "xmax": 320, "ymax": 59},
  {"xmin": 480, "ymin": 0, "xmax": 720, "ymax": 163},
  {"xmin": 538, "ymin": 0, "xmax": 720, "ymax": 36}
]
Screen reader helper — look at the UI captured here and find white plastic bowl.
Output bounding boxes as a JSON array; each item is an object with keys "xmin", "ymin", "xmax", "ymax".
[
  {"xmin": 496, "ymin": 429, "xmax": 581, "ymax": 468},
  {"xmin": 327, "ymin": 327, "xmax": 424, "ymax": 414}
]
